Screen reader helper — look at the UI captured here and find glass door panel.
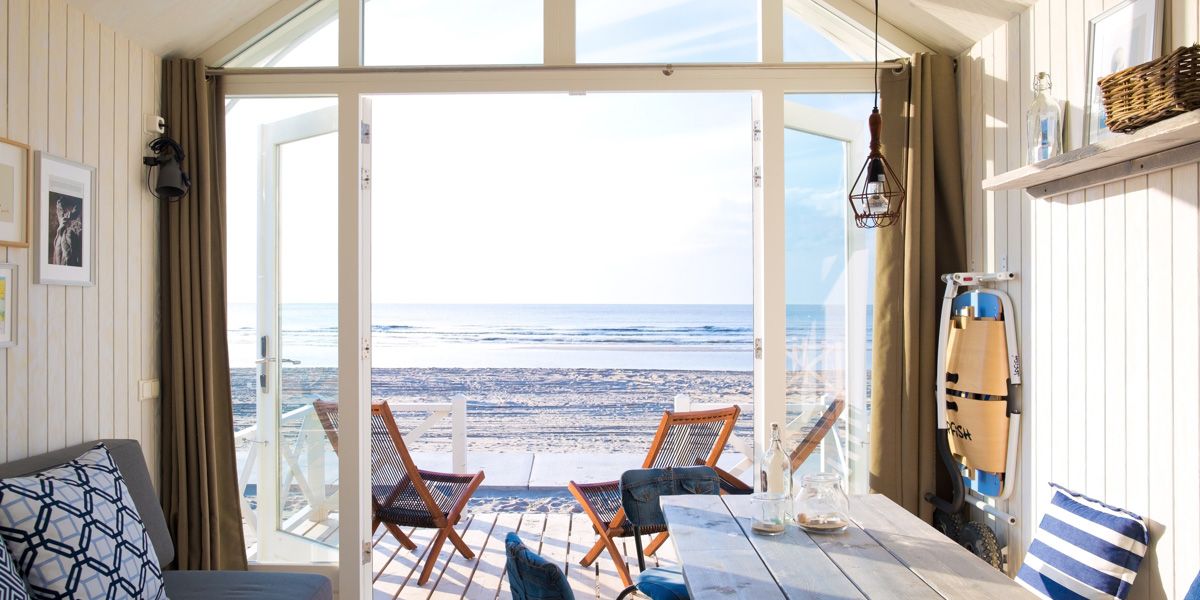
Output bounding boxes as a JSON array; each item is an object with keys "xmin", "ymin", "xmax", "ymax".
[
  {"xmin": 782, "ymin": 94, "xmax": 874, "ymax": 494},
  {"xmin": 243, "ymin": 101, "xmax": 339, "ymax": 563}
]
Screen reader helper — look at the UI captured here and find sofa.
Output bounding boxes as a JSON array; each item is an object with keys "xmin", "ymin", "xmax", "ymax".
[{"xmin": 0, "ymin": 439, "xmax": 333, "ymax": 600}]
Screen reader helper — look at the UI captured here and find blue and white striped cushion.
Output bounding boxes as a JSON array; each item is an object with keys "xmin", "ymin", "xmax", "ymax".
[{"xmin": 1018, "ymin": 484, "xmax": 1149, "ymax": 600}]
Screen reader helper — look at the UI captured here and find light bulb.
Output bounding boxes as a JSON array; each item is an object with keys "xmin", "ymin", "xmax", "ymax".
[{"xmin": 865, "ymin": 176, "xmax": 887, "ymax": 214}]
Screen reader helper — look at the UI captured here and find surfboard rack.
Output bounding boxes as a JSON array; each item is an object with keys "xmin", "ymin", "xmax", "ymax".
[{"xmin": 925, "ymin": 271, "xmax": 1021, "ymax": 525}]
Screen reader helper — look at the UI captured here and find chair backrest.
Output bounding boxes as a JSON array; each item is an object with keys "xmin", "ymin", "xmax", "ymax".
[
  {"xmin": 505, "ymin": 532, "xmax": 575, "ymax": 600},
  {"xmin": 312, "ymin": 400, "xmax": 443, "ymax": 516},
  {"xmin": 789, "ymin": 397, "xmax": 845, "ymax": 472},
  {"xmin": 619, "ymin": 466, "xmax": 721, "ymax": 530},
  {"xmin": 643, "ymin": 406, "xmax": 740, "ymax": 470}
]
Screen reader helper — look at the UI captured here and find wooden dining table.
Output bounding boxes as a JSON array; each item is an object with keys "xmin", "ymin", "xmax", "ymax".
[{"xmin": 660, "ymin": 493, "xmax": 1033, "ymax": 600}]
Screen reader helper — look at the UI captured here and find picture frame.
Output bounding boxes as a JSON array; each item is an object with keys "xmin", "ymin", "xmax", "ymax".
[
  {"xmin": 0, "ymin": 263, "xmax": 17, "ymax": 347},
  {"xmin": 0, "ymin": 138, "xmax": 31, "ymax": 247},
  {"xmin": 1084, "ymin": 0, "xmax": 1163, "ymax": 145},
  {"xmin": 34, "ymin": 152, "xmax": 95, "ymax": 286}
]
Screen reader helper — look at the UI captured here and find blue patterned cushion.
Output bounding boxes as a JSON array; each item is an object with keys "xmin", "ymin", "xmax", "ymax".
[
  {"xmin": 0, "ymin": 536, "xmax": 29, "ymax": 600},
  {"xmin": 0, "ymin": 444, "xmax": 166, "ymax": 600},
  {"xmin": 1018, "ymin": 484, "xmax": 1148, "ymax": 600}
]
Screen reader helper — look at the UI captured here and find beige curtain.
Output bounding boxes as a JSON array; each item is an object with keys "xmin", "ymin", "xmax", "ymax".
[
  {"xmin": 868, "ymin": 54, "xmax": 967, "ymax": 521},
  {"xmin": 160, "ymin": 58, "xmax": 247, "ymax": 570}
]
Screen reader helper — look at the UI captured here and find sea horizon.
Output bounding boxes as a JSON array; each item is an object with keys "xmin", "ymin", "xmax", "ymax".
[{"xmin": 227, "ymin": 302, "xmax": 868, "ymax": 372}]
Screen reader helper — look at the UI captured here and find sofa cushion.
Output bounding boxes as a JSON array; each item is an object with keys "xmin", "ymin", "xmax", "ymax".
[
  {"xmin": 0, "ymin": 444, "xmax": 166, "ymax": 599},
  {"xmin": 0, "ymin": 439, "xmax": 173, "ymax": 568},
  {"xmin": 1017, "ymin": 483, "xmax": 1149, "ymax": 600},
  {"xmin": 163, "ymin": 570, "xmax": 333, "ymax": 600},
  {"xmin": 0, "ymin": 534, "xmax": 29, "ymax": 600}
]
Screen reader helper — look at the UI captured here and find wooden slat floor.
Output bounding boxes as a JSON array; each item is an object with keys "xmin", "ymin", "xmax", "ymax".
[{"xmin": 371, "ymin": 511, "xmax": 678, "ymax": 600}]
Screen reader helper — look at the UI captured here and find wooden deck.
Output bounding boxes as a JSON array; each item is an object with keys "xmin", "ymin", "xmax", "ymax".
[{"xmin": 372, "ymin": 512, "xmax": 676, "ymax": 600}]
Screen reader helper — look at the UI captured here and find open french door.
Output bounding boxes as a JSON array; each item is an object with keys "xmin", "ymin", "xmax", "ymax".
[{"xmin": 254, "ymin": 104, "xmax": 340, "ymax": 563}]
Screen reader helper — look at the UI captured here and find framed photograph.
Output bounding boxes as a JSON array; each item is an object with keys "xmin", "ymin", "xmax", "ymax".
[
  {"xmin": 0, "ymin": 263, "xmax": 17, "ymax": 347},
  {"xmin": 1084, "ymin": 0, "xmax": 1164, "ymax": 145},
  {"xmin": 0, "ymin": 138, "xmax": 31, "ymax": 247},
  {"xmin": 34, "ymin": 153, "xmax": 95, "ymax": 286}
]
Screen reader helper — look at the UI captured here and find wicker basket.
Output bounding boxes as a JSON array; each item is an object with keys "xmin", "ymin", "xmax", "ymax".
[{"xmin": 1098, "ymin": 44, "xmax": 1200, "ymax": 134}]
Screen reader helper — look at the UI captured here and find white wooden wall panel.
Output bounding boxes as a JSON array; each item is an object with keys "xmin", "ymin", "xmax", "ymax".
[
  {"xmin": 0, "ymin": 0, "xmax": 162, "ymax": 488},
  {"xmin": 960, "ymin": 0, "xmax": 1200, "ymax": 596}
]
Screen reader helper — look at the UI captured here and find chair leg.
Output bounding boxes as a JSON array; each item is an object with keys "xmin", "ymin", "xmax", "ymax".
[
  {"xmin": 602, "ymin": 533, "xmax": 633, "ymax": 588},
  {"xmin": 418, "ymin": 529, "xmax": 449, "ymax": 585},
  {"xmin": 386, "ymin": 523, "xmax": 417, "ymax": 551},
  {"xmin": 446, "ymin": 526, "xmax": 475, "ymax": 559},
  {"xmin": 643, "ymin": 531, "xmax": 670, "ymax": 557},
  {"xmin": 580, "ymin": 537, "xmax": 606, "ymax": 566}
]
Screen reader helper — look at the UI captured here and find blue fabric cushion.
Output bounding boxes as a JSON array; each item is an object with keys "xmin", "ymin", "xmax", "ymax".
[
  {"xmin": 1017, "ymin": 484, "xmax": 1148, "ymax": 600},
  {"xmin": 0, "ymin": 536, "xmax": 29, "ymax": 600},
  {"xmin": 505, "ymin": 532, "xmax": 573, "ymax": 600},
  {"xmin": 0, "ymin": 444, "xmax": 166, "ymax": 600},
  {"xmin": 1184, "ymin": 572, "xmax": 1200, "ymax": 600},
  {"xmin": 637, "ymin": 567, "xmax": 689, "ymax": 600}
]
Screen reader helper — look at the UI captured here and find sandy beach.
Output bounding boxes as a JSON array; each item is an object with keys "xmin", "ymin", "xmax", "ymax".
[{"xmin": 233, "ymin": 367, "xmax": 755, "ymax": 454}]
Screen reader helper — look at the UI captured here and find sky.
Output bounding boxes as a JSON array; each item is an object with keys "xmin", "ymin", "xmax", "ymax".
[{"xmin": 224, "ymin": 0, "xmax": 878, "ymax": 307}]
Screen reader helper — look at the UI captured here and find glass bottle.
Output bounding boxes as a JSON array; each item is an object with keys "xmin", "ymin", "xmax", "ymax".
[
  {"xmin": 1026, "ymin": 72, "xmax": 1062, "ymax": 163},
  {"xmin": 760, "ymin": 423, "xmax": 791, "ymax": 498},
  {"xmin": 751, "ymin": 423, "xmax": 792, "ymax": 535}
]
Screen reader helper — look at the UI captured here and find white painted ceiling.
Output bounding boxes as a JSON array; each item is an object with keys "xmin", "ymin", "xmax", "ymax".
[
  {"xmin": 855, "ymin": 0, "xmax": 1039, "ymax": 55},
  {"xmin": 64, "ymin": 0, "xmax": 279, "ymax": 57},
  {"xmin": 68, "ymin": 0, "xmax": 1036, "ymax": 60}
]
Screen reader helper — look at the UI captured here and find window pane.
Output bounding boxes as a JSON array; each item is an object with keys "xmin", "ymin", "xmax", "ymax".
[
  {"xmin": 783, "ymin": 93, "xmax": 876, "ymax": 495},
  {"xmin": 577, "ymin": 0, "xmax": 758, "ymax": 63},
  {"xmin": 783, "ymin": 0, "xmax": 904, "ymax": 62},
  {"xmin": 224, "ymin": 0, "xmax": 337, "ymax": 68},
  {"xmin": 363, "ymin": 0, "xmax": 542, "ymax": 65}
]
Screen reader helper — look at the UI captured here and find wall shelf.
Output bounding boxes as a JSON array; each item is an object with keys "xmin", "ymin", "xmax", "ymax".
[{"xmin": 982, "ymin": 109, "xmax": 1200, "ymax": 197}]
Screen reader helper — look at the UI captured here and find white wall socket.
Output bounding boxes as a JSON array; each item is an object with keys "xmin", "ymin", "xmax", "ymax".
[
  {"xmin": 139, "ymin": 379, "xmax": 161, "ymax": 401},
  {"xmin": 144, "ymin": 114, "xmax": 165, "ymax": 135}
]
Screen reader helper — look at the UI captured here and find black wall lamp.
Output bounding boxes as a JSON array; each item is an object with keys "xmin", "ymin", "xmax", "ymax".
[{"xmin": 143, "ymin": 135, "xmax": 190, "ymax": 201}]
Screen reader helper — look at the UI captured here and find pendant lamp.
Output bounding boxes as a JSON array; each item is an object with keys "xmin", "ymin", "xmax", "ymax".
[{"xmin": 847, "ymin": 0, "xmax": 905, "ymax": 229}]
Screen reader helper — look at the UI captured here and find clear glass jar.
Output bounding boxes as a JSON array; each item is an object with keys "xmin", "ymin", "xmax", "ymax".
[
  {"xmin": 750, "ymin": 493, "xmax": 790, "ymax": 536},
  {"xmin": 1026, "ymin": 72, "xmax": 1062, "ymax": 163},
  {"xmin": 795, "ymin": 472, "xmax": 849, "ymax": 533}
]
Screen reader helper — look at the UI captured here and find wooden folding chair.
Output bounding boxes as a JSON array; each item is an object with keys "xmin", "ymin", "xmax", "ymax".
[
  {"xmin": 313, "ymin": 400, "xmax": 486, "ymax": 586},
  {"xmin": 568, "ymin": 406, "xmax": 741, "ymax": 587},
  {"xmin": 789, "ymin": 396, "xmax": 845, "ymax": 472}
]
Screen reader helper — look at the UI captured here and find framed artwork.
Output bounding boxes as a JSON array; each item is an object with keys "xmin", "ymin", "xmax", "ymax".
[
  {"xmin": 34, "ymin": 153, "xmax": 95, "ymax": 286},
  {"xmin": 0, "ymin": 263, "xmax": 16, "ymax": 347},
  {"xmin": 0, "ymin": 138, "xmax": 31, "ymax": 247},
  {"xmin": 1084, "ymin": 0, "xmax": 1163, "ymax": 145}
]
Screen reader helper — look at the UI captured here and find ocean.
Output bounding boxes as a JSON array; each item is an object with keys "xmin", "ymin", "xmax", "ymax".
[{"xmin": 227, "ymin": 303, "xmax": 864, "ymax": 372}]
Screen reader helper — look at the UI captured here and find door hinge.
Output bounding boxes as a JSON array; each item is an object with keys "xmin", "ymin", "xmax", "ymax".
[
  {"xmin": 362, "ymin": 541, "xmax": 372, "ymax": 564},
  {"xmin": 752, "ymin": 119, "xmax": 762, "ymax": 142},
  {"xmin": 360, "ymin": 121, "xmax": 371, "ymax": 144},
  {"xmin": 362, "ymin": 337, "xmax": 372, "ymax": 359},
  {"xmin": 752, "ymin": 166, "xmax": 762, "ymax": 189},
  {"xmin": 754, "ymin": 337, "xmax": 763, "ymax": 359},
  {"xmin": 361, "ymin": 167, "xmax": 371, "ymax": 190}
]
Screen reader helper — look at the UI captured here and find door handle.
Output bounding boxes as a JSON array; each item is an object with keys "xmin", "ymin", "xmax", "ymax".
[{"xmin": 281, "ymin": 358, "xmax": 302, "ymax": 365}]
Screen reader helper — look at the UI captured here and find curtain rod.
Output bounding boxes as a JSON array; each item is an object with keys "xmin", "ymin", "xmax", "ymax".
[{"xmin": 206, "ymin": 59, "xmax": 912, "ymax": 78}]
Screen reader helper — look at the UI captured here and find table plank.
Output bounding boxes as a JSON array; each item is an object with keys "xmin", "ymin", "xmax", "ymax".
[
  {"xmin": 848, "ymin": 495, "xmax": 1032, "ymax": 600},
  {"xmin": 801, "ymin": 511, "xmax": 945, "ymax": 599},
  {"xmin": 722, "ymin": 495, "xmax": 867, "ymax": 600},
  {"xmin": 661, "ymin": 495, "xmax": 787, "ymax": 600}
]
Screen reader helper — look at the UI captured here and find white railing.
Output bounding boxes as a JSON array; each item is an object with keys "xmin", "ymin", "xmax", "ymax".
[{"xmin": 234, "ymin": 395, "xmax": 468, "ymax": 539}]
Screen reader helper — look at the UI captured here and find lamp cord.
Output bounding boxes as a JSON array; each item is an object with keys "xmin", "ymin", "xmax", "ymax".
[{"xmin": 873, "ymin": 0, "xmax": 879, "ymax": 110}]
